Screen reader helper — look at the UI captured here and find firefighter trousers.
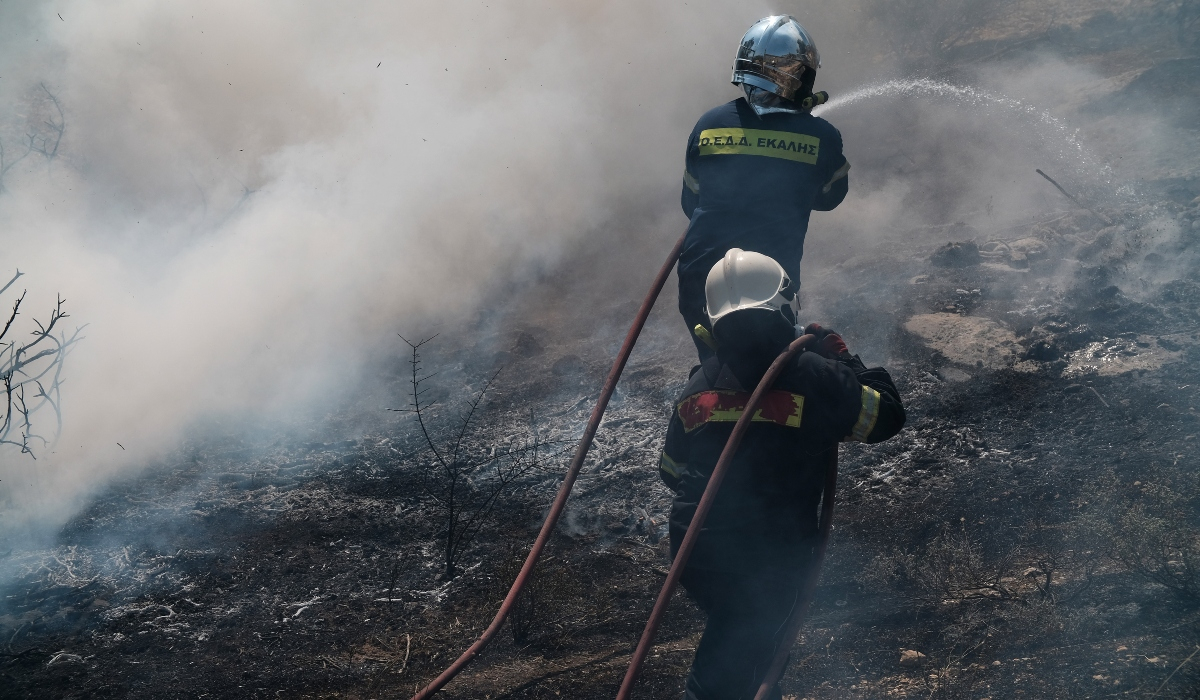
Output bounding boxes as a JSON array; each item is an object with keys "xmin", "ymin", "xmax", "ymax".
[{"xmin": 679, "ymin": 567, "xmax": 804, "ymax": 700}]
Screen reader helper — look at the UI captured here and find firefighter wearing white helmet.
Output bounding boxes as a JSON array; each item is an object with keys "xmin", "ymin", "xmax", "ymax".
[
  {"xmin": 658, "ymin": 251, "xmax": 906, "ymax": 700},
  {"xmin": 705, "ymin": 248, "xmax": 797, "ymax": 329},
  {"xmin": 677, "ymin": 16, "xmax": 850, "ymax": 362}
]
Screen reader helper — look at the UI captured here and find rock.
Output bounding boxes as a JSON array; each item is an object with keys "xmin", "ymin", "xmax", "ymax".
[
  {"xmin": 1006, "ymin": 237, "xmax": 1050, "ymax": 268},
  {"xmin": 903, "ymin": 314, "xmax": 1022, "ymax": 369},
  {"xmin": 899, "ymin": 649, "xmax": 926, "ymax": 666},
  {"xmin": 930, "ymin": 240, "xmax": 981, "ymax": 268},
  {"xmin": 937, "ymin": 367, "xmax": 971, "ymax": 382},
  {"xmin": 46, "ymin": 652, "xmax": 83, "ymax": 666}
]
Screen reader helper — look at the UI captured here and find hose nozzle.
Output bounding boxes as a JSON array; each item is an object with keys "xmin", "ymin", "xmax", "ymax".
[{"xmin": 800, "ymin": 91, "xmax": 829, "ymax": 109}]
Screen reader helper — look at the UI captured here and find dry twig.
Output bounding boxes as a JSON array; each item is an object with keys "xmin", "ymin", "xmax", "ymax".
[
  {"xmin": 1151, "ymin": 645, "xmax": 1200, "ymax": 698},
  {"xmin": 388, "ymin": 335, "xmax": 565, "ymax": 579},
  {"xmin": 1, "ymin": 270, "xmax": 86, "ymax": 457}
]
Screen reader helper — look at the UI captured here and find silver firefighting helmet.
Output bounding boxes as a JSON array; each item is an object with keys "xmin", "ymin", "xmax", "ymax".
[
  {"xmin": 705, "ymin": 249, "xmax": 795, "ymax": 329},
  {"xmin": 732, "ymin": 16, "xmax": 820, "ymax": 116}
]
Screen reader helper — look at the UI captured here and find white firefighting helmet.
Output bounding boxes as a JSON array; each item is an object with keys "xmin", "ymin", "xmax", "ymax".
[
  {"xmin": 705, "ymin": 249, "xmax": 795, "ymax": 329},
  {"xmin": 731, "ymin": 16, "xmax": 820, "ymax": 103}
]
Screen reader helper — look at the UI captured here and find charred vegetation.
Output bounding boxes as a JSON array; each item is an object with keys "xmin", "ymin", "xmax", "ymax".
[
  {"xmin": 390, "ymin": 335, "xmax": 561, "ymax": 581},
  {"xmin": 4, "ymin": 0, "xmax": 1200, "ymax": 699},
  {"xmin": 0, "ymin": 270, "xmax": 83, "ymax": 458}
]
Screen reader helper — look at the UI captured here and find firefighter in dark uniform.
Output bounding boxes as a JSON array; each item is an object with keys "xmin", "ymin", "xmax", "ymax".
[
  {"xmin": 658, "ymin": 250, "xmax": 905, "ymax": 700},
  {"xmin": 680, "ymin": 15, "xmax": 850, "ymax": 360}
]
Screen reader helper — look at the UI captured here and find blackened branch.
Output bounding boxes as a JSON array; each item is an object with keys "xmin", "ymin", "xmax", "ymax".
[
  {"xmin": 32, "ymin": 84, "xmax": 65, "ymax": 162},
  {"xmin": 1, "ymin": 281, "xmax": 84, "ymax": 458},
  {"xmin": 388, "ymin": 334, "xmax": 562, "ymax": 579}
]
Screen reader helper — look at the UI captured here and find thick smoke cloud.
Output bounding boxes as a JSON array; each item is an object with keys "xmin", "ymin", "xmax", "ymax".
[
  {"xmin": 0, "ymin": 0, "xmax": 1149, "ymax": 541},
  {"xmin": 0, "ymin": 0, "xmax": 784, "ymax": 536}
]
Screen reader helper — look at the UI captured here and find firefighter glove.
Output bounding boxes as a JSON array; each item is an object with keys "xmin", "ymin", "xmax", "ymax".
[{"xmin": 803, "ymin": 323, "xmax": 850, "ymax": 359}]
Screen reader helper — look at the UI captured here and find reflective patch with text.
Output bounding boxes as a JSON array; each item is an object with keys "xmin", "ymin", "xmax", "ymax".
[
  {"xmin": 698, "ymin": 128, "xmax": 820, "ymax": 164},
  {"xmin": 677, "ymin": 390, "xmax": 805, "ymax": 433}
]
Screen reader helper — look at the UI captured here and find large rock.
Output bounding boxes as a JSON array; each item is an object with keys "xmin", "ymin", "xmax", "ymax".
[
  {"xmin": 899, "ymin": 649, "xmax": 927, "ymax": 666},
  {"xmin": 1006, "ymin": 236, "xmax": 1049, "ymax": 268},
  {"xmin": 904, "ymin": 313, "xmax": 1022, "ymax": 368}
]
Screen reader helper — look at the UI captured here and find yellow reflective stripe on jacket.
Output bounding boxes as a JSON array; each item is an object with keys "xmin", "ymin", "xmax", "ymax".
[
  {"xmin": 850, "ymin": 386, "xmax": 882, "ymax": 442},
  {"xmin": 677, "ymin": 390, "xmax": 805, "ymax": 433},
  {"xmin": 683, "ymin": 169, "xmax": 700, "ymax": 194},
  {"xmin": 659, "ymin": 451, "xmax": 684, "ymax": 479},
  {"xmin": 698, "ymin": 128, "xmax": 820, "ymax": 165}
]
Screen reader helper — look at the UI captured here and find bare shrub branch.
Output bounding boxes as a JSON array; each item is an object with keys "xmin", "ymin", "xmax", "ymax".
[
  {"xmin": 0, "ymin": 83, "xmax": 65, "ymax": 192},
  {"xmin": 389, "ymin": 334, "xmax": 565, "ymax": 579},
  {"xmin": 0, "ymin": 270, "xmax": 86, "ymax": 458},
  {"xmin": 862, "ymin": 521, "xmax": 1015, "ymax": 606},
  {"xmin": 30, "ymin": 84, "xmax": 65, "ymax": 163}
]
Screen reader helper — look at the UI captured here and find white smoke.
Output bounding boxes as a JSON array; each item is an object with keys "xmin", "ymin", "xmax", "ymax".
[
  {"xmin": 0, "ymin": 1, "xmax": 784, "ymax": 535},
  {"xmin": 0, "ymin": 0, "xmax": 1163, "ymax": 540}
]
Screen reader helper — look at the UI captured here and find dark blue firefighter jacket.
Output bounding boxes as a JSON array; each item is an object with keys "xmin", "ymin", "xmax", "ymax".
[
  {"xmin": 658, "ymin": 352, "xmax": 904, "ymax": 575},
  {"xmin": 677, "ymin": 97, "xmax": 849, "ymax": 319}
]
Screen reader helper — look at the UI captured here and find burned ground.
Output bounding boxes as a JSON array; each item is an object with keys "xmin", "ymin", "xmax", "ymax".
[
  {"xmin": 5, "ymin": 1, "xmax": 1200, "ymax": 698},
  {"xmin": 6, "ymin": 201, "xmax": 1200, "ymax": 698}
]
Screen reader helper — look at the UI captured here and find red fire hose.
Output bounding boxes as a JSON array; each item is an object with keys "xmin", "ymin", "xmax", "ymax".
[
  {"xmin": 410, "ymin": 232, "xmax": 687, "ymax": 700},
  {"xmin": 616, "ymin": 332, "xmax": 827, "ymax": 700}
]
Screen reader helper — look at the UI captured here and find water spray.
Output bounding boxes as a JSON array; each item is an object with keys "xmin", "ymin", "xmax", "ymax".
[{"xmin": 813, "ymin": 78, "xmax": 1111, "ymax": 186}]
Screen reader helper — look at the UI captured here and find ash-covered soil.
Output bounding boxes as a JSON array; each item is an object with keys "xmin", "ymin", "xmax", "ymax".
[{"xmin": 5, "ymin": 2, "xmax": 1200, "ymax": 699}]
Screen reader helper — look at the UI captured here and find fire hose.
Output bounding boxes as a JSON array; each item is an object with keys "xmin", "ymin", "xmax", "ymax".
[
  {"xmin": 616, "ymin": 333, "xmax": 839, "ymax": 700},
  {"xmin": 410, "ymin": 232, "xmax": 687, "ymax": 700}
]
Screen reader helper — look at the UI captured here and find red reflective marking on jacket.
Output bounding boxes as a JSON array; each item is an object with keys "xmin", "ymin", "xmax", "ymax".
[{"xmin": 677, "ymin": 390, "xmax": 805, "ymax": 433}]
